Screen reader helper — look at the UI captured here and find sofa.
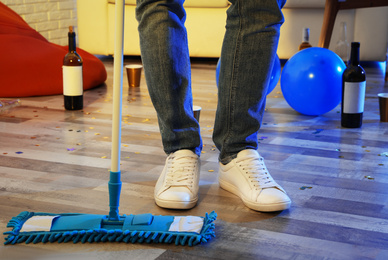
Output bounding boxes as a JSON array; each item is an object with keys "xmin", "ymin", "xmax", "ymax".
[{"xmin": 76, "ymin": 0, "xmax": 388, "ymax": 61}]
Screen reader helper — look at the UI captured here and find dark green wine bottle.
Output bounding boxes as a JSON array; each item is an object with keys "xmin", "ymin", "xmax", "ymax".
[{"xmin": 341, "ymin": 42, "xmax": 366, "ymax": 128}]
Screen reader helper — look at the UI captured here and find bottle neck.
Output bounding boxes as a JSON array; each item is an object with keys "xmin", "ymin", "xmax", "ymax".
[
  {"xmin": 68, "ymin": 32, "xmax": 76, "ymax": 52},
  {"xmin": 339, "ymin": 22, "xmax": 347, "ymax": 41},
  {"xmin": 302, "ymin": 28, "xmax": 310, "ymax": 42},
  {"xmin": 349, "ymin": 42, "xmax": 360, "ymax": 66}
]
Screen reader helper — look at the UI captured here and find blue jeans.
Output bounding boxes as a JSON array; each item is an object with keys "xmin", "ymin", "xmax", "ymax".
[{"xmin": 136, "ymin": 0, "xmax": 286, "ymax": 164}]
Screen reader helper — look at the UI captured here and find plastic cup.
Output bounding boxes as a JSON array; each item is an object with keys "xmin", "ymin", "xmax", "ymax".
[
  {"xmin": 193, "ymin": 105, "xmax": 201, "ymax": 122},
  {"xmin": 126, "ymin": 64, "xmax": 143, "ymax": 87},
  {"xmin": 378, "ymin": 93, "xmax": 388, "ymax": 122}
]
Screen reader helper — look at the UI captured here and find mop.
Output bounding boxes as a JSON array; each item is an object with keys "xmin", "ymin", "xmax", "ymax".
[{"xmin": 3, "ymin": 0, "xmax": 216, "ymax": 246}]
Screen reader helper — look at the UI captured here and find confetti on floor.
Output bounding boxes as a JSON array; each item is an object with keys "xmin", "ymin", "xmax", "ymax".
[
  {"xmin": 364, "ymin": 176, "xmax": 375, "ymax": 180},
  {"xmin": 378, "ymin": 152, "xmax": 388, "ymax": 157},
  {"xmin": 15, "ymin": 151, "xmax": 23, "ymax": 154},
  {"xmin": 67, "ymin": 148, "xmax": 75, "ymax": 151},
  {"xmin": 300, "ymin": 186, "xmax": 313, "ymax": 190}
]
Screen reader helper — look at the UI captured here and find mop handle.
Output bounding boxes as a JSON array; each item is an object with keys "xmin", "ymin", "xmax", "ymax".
[{"xmin": 108, "ymin": 0, "xmax": 125, "ymax": 221}]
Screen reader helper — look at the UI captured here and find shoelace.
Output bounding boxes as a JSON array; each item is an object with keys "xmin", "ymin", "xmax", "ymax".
[
  {"xmin": 236, "ymin": 156, "xmax": 276, "ymax": 190},
  {"xmin": 165, "ymin": 154, "xmax": 198, "ymax": 189}
]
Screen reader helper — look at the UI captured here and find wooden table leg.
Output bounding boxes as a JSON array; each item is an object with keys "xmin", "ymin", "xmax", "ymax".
[{"xmin": 318, "ymin": 0, "xmax": 340, "ymax": 48}]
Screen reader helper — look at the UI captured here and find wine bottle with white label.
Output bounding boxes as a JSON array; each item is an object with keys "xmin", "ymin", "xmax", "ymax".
[
  {"xmin": 341, "ymin": 42, "xmax": 366, "ymax": 128},
  {"xmin": 63, "ymin": 26, "xmax": 83, "ymax": 110}
]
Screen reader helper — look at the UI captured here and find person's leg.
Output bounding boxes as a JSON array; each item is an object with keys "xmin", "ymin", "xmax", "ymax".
[
  {"xmin": 136, "ymin": 0, "xmax": 202, "ymax": 156},
  {"xmin": 136, "ymin": 0, "xmax": 201, "ymax": 209},
  {"xmin": 214, "ymin": 0, "xmax": 291, "ymax": 212},
  {"xmin": 213, "ymin": 0, "xmax": 286, "ymax": 164}
]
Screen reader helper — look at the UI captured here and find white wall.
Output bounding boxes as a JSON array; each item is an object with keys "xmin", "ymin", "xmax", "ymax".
[{"xmin": 3, "ymin": 0, "xmax": 78, "ymax": 46}]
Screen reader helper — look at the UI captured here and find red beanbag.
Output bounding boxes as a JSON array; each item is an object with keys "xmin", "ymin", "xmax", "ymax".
[{"xmin": 0, "ymin": 3, "xmax": 107, "ymax": 97}]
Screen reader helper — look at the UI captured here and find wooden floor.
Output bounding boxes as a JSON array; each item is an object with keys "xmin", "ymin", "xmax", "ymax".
[{"xmin": 0, "ymin": 56, "xmax": 387, "ymax": 260}]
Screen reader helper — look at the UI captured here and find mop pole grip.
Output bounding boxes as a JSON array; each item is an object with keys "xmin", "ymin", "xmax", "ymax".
[{"xmin": 108, "ymin": 171, "xmax": 122, "ymax": 220}]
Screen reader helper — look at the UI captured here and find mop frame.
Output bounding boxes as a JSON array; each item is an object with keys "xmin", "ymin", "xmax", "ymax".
[{"xmin": 4, "ymin": 211, "xmax": 216, "ymax": 246}]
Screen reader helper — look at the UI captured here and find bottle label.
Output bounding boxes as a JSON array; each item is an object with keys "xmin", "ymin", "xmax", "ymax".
[
  {"xmin": 62, "ymin": 66, "xmax": 83, "ymax": 96},
  {"xmin": 343, "ymin": 81, "xmax": 366, "ymax": 113}
]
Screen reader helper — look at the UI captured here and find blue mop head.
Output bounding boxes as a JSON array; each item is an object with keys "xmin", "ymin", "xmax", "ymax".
[{"xmin": 4, "ymin": 211, "xmax": 217, "ymax": 246}]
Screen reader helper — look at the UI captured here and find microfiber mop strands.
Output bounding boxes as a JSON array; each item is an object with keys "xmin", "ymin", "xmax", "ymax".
[{"xmin": 4, "ymin": 211, "xmax": 217, "ymax": 246}]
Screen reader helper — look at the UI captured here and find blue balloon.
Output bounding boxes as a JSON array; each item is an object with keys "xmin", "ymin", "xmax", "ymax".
[
  {"xmin": 280, "ymin": 47, "xmax": 346, "ymax": 116},
  {"xmin": 215, "ymin": 55, "xmax": 281, "ymax": 96}
]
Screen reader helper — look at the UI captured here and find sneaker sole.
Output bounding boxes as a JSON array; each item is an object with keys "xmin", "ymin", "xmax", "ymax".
[
  {"xmin": 155, "ymin": 197, "xmax": 198, "ymax": 210},
  {"xmin": 219, "ymin": 180, "xmax": 291, "ymax": 212}
]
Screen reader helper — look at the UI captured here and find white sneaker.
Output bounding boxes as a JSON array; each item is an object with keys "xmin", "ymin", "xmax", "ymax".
[
  {"xmin": 154, "ymin": 149, "xmax": 200, "ymax": 209},
  {"xmin": 219, "ymin": 149, "xmax": 291, "ymax": 212}
]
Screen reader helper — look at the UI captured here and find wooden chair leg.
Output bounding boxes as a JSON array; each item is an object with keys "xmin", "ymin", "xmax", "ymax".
[{"xmin": 318, "ymin": 0, "xmax": 340, "ymax": 48}]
